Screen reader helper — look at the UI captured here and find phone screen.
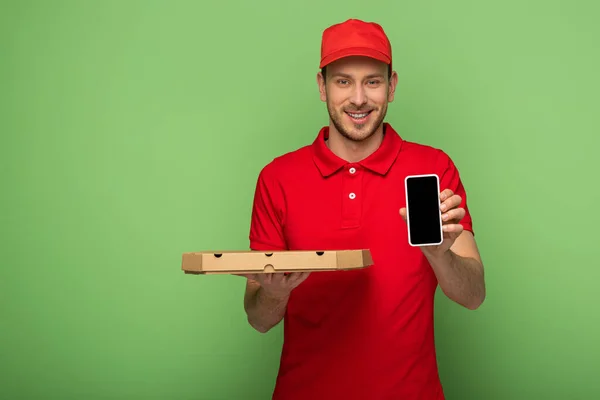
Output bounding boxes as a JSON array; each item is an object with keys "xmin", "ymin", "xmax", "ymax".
[{"xmin": 405, "ymin": 174, "xmax": 443, "ymax": 246}]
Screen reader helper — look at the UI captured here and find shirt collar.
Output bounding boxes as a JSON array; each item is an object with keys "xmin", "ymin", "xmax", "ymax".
[{"xmin": 312, "ymin": 122, "xmax": 403, "ymax": 177}]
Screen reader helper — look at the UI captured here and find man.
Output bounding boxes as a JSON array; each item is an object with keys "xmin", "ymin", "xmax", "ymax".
[{"xmin": 240, "ymin": 19, "xmax": 486, "ymax": 400}]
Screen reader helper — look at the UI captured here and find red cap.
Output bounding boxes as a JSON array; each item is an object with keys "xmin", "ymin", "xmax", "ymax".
[{"xmin": 319, "ymin": 19, "xmax": 392, "ymax": 69}]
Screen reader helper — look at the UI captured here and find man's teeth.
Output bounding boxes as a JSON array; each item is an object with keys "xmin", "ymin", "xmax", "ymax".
[{"xmin": 348, "ymin": 112, "xmax": 369, "ymax": 118}]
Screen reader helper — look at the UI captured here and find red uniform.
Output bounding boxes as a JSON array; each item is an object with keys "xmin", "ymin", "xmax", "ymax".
[{"xmin": 249, "ymin": 123, "xmax": 473, "ymax": 399}]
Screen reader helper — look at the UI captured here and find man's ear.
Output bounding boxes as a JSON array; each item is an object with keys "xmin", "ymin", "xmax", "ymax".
[
  {"xmin": 317, "ymin": 72, "xmax": 327, "ymax": 102},
  {"xmin": 388, "ymin": 70, "xmax": 399, "ymax": 102}
]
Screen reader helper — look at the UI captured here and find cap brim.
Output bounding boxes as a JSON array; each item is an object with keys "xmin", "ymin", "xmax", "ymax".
[{"xmin": 319, "ymin": 47, "xmax": 391, "ymax": 68}]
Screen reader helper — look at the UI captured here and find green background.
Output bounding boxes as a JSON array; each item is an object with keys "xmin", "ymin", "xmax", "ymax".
[{"xmin": 2, "ymin": 0, "xmax": 599, "ymax": 399}]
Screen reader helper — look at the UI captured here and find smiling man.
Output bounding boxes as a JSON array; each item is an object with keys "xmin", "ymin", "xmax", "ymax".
[{"xmin": 241, "ymin": 19, "xmax": 486, "ymax": 400}]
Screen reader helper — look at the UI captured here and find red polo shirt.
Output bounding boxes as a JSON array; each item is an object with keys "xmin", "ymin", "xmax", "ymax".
[{"xmin": 249, "ymin": 123, "xmax": 473, "ymax": 400}]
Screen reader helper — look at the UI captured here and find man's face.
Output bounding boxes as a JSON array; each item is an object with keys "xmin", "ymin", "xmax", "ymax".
[{"xmin": 318, "ymin": 56, "xmax": 398, "ymax": 142}]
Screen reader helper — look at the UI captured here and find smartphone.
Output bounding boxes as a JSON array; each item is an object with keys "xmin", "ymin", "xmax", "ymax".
[{"xmin": 404, "ymin": 174, "xmax": 443, "ymax": 246}]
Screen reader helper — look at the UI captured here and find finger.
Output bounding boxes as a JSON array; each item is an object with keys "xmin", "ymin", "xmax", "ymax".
[
  {"xmin": 285, "ymin": 274, "xmax": 309, "ymax": 290},
  {"xmin": 300, "ymin": 272, "xmax": 312, "ymax": 282},
  {"xmin": 266, "ymin": 272, "xmax": 279, "ymax": 282},
  {"xmin": 288, "ymin": 272, "xmax": 311, "ymax": 286},
  {"xmin": 442, "ymin": 223, "xmax": 464, "ymax": 234},
  {"xmin": 261, "ymin": 273, "xmax": 273, "ymax": 285},
  {"xmin": 271, "ymin": 272, "xmax": 288, "ymax": 285},
  {"xmin": 440, "ymin": 189, "xmax": 454, "ymax": 202},
  {"xmin": 301, "ymin": 271, "xmax": 311, "ymax": 280},
  {"xmin": 441, "ymin": 207, "xmax": 465, "ymax": 223},
  {"xmin": 282, "ymin": 272, "xmax": 300, "ymax": 284},
  {"xmin": 440, "ymin": 194, "xmax": 462, "ymax": 212}
]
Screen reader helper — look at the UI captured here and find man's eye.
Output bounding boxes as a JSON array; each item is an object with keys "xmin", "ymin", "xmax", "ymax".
[{"xmin": 338, "ymin": 80, "xmax": 349, "ymax": 85}]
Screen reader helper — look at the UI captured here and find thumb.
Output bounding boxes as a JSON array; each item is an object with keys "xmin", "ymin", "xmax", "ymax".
[{"xmin": 399, "ymin": 207, "xmax": 407, "ymax": 222}]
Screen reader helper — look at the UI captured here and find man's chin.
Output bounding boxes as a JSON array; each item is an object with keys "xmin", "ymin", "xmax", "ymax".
[
  {"xmin": 340, "ymin": 125, "xmax": 377, "ymax": 142},
  {"xmin": 329, "ymin": 109, "xmax": 385, "ymax": 142}
]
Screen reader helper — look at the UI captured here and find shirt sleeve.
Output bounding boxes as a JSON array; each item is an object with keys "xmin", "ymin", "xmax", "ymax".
[
  {"xmin": 248, "ymin": 163, "xmax": 288, "ymax": 251},
  {"xmin": 437, "ymin": 150, "xmax": 474, "ymax": 235}
]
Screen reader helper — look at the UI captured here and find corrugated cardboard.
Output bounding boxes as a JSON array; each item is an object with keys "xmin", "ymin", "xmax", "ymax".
[{"xmin": 181, "ymin": 249, "xmax": 373, "ymax": 274}]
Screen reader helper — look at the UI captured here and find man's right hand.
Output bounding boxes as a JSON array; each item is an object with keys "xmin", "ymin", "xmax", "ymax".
[{"xmin": 236, "ymin": 272, "xmax": 311, "ymax": 298}]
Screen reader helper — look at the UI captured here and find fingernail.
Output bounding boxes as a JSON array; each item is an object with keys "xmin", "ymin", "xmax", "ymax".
[
  {"xmin": 440, "ymin": 204, "xmax": 447, "ymax": 211},
  {"xmin": 443, "ymin": 213, "xmax": 448, "ymax": 220}
]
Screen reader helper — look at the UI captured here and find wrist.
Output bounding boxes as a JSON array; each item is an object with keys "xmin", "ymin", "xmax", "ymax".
[{"xmin": 426, "ymin": 248, "xmax": 454, "ymax": 268}]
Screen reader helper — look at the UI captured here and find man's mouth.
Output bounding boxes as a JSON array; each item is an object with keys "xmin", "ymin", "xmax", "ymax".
[{"xmin": 345, "ymin": 110, "xmax": 373, "ymax": 123}]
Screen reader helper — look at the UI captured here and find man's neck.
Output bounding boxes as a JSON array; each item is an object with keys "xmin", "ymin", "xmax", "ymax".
[{"xmin": 326, "ymin": 123, "xmax": 385, "ymax": 163}]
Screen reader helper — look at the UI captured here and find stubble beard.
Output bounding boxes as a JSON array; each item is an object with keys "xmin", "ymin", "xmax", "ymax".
[{"xmin": 327, "ymin": 101, "xmax": 388, "ymax": 143}]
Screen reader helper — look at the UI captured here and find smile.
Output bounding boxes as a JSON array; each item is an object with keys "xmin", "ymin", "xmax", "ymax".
[{"xmin": 345, "ymin": 110, "xmax": 373, "ymax": 123}]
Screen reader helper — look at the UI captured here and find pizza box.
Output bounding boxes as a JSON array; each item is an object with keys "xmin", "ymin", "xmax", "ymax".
[{"xmin": 181, "ymin": 249, "xmax": 373, "ymax": 274}]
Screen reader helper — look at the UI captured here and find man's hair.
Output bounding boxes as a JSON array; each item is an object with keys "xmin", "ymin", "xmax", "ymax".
[{"xmin": 321, "ymin": 65, "xmax": 392, "ymax": 82}]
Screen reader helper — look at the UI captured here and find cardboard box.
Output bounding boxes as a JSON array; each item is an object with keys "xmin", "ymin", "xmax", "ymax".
[{"xmin": 181, "ymin": 249, "xmax": 373, "ymax": 274}]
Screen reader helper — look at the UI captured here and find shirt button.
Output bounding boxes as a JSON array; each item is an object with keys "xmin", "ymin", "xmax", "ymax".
[
  {"xmin": 349, "ymin": 167, "xmax": 356, "ymax": 174},
  {"xmin": 349, "ymin": 192, "xmax": 356, "ymax": 199}
]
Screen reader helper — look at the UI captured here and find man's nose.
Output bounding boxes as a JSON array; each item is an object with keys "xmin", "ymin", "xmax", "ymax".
[{"xmin": 349, "ymin": 85, "xmax": 367, "ymax": 106}]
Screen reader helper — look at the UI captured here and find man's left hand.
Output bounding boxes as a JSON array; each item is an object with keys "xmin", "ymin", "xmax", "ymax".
[{"xmin": 399, "ymin": 189, "xmax": 465, "ymax": 259}]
